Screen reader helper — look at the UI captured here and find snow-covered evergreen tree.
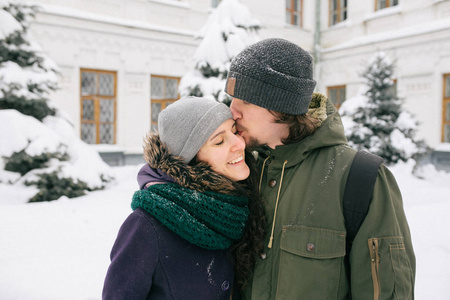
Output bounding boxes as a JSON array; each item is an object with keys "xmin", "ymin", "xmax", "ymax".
[
  {"xmin": 0, "ymin": 1, "xmax": 114, "ymax": 203},
  {"xmin": 340, "ymin": 52, "xmax": 429, "ymax": 165},
  {"xmin": 179, "ymin": 0, "xmax": 260, "ymax": 105},
  {"xmin": 0, "ymin": 1, "xmax": 57, "ymax": 120}
]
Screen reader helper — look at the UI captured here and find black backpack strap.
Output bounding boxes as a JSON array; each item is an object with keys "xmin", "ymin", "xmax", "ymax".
[
  {"xmin": 344, "ymin": 150, "xmax": 383, "ymax": 254},
  {"xmin": 343, "ymin": 151, "xmax": 383, "ymax": 299}
]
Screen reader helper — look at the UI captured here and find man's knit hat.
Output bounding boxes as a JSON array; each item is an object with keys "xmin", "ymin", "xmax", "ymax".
[
  {"xmin": 224, "ymin": 38, "xmax": 316, "ymax": 115},
  {"xmin": 158, "ymin": 96, "xmax": 232, "ymax": 163}
]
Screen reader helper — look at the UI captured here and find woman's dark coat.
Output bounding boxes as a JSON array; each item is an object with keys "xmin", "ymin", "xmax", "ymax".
[{"xmin": 103, "ymin": 135, "xmax": 244, "ymax": 299}]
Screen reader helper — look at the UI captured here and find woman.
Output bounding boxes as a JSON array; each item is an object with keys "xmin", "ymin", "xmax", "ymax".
[{"xmin": 103, "ymin": 96, "xmax": 265, "ymax": 299}]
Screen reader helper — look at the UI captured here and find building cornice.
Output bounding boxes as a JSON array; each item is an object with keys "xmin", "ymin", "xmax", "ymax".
[
  {"xmin": 31, "ymin": 1, "xmax": 196, "ymax": 37},
  {"xmin": 323, "ymin": 18, "xmax": 450, "ymax": 53}
]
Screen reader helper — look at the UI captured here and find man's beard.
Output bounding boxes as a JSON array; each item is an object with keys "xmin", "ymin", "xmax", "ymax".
[{"xmin": 246, "ymin": 136, "xmax": 265, "ymax": 151}]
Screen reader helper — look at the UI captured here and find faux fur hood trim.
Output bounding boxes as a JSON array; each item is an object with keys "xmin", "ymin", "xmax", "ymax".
[
  {"xmin": 143, "ymin": 134, "xmax": 242, "ymax": 196},
  {"xmin": 307, "ymin": 92, "xmax": 329, "ymax": 123}
]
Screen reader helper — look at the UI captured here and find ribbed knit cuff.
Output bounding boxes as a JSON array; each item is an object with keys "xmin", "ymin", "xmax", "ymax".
[{"xmin": 225, "ymin": 71, "xmax": 314, "ymax": 115}]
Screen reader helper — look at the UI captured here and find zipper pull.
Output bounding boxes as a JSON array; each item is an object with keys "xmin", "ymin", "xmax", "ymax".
[
  {"xmin": 369, "ymin": 238, "xmax": 381, "ymax": 298},
  {"xmin": 371, "ymin": 240, "xmax": 376, "ymax": 262}
]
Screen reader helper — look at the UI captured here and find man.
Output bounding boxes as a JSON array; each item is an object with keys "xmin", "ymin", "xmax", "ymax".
[{"xmin": 224, "ymin": 38, "xmax": 415, "ymax": 300}]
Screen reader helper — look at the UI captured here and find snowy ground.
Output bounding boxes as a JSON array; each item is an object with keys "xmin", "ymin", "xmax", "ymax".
[{"xmin": 0, "ymin": 161, "xmax": 449, "ymax": 299}]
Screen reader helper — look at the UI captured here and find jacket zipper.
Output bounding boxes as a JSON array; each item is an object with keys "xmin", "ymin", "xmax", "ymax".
[{"xmin": 369, "ymin": 238, "xmax": 381, "ymax": 300}]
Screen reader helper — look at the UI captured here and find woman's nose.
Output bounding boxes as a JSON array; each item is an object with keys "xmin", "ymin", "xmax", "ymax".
[{"xmin": 230, "ymin": 133, "xmax": 245, "ymax": 151}]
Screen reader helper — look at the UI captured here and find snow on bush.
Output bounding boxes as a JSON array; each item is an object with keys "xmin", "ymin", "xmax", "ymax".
[{"xmin": 0, "ymin": 1, "xmax": 114, "ymax": 203}]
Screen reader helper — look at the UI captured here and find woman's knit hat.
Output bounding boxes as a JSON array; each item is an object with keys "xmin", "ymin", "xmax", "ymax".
[
  {"xmin": 224, "ymin": 38, "xmax": 316, "ymax": 115},
  {"xmin": 158, "ymin": 96, "xmax": 232, "ymax": 163}
]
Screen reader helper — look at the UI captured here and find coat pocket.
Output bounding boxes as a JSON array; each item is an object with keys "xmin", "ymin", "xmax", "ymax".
[
  {"xmin": 277, "ymin": 226, "xmax": 346, "ymax": 299},
  {"xmin": 368, "ymin": 237, "xmax": 414, "ymax": 300}
]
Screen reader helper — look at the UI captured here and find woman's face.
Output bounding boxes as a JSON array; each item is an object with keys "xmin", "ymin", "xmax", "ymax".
[{"xmin": 197, "ymin": 119, "xmax": 250, "ymax": 182}]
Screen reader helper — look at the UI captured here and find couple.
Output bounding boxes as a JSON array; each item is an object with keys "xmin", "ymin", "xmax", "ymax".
[{"xmin": 103, "ymin": 38, "xmax": 416, "ymax": 299}]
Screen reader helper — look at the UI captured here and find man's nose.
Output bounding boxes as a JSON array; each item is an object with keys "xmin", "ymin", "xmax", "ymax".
[{"xmin": 230, "ymin": 99, "xmax": 241, "ymax": 120}]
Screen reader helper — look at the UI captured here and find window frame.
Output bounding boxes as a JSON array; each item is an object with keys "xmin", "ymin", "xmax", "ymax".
[
  {"xmin": 211, "ymin": 0, "xmax": 221, "ymax": 8},
  {"xmin": 150, "ymin": 75, "xmax": 180, "ymax": 131},
  {"xmin": 80, "ymin": 68, "xmax": 117, "ymax": 145},
  {"xmin": 327, "ymin": 85, "xmax": 346, "ymax": 109},
  {"xmin": 442, "ymin": 74, "xmax": 450, "ymax": 142},
  {"xmin": 286, "ymin": 0, "xmax": 303, "ymax": 27},
  {"xmin": 387, "ymin": 79, "xmax": 398, "ymax": 99},
  {"xmin": 375, "ymin": 0, "xmax": 399, "ymax": 11},
  {"xmin": 329, "ymin": 0, "xmax": 347, "ymax": 26}
]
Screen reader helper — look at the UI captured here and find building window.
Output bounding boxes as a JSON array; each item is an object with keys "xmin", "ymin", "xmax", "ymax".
[
  {"xmin": 387, "ymin": 79, "xmax": 398, "ymax": 98},
  {"xmin": 376, "ymin": 0, "xmax": 398, "ymax": 11},
  {"xmin": 329, "ymin": 0, "xmax": 347, "ymax": 26},
  {"xmin": 80, "ymin": 69, "xmax": 116, "ymax": 144},
  {"xmin": 327, "ymin": 85, "xmax": 346, "ymax": 109},
  {"xmin": 286, "ymin": 0, "xmax": 303, "ymax": 27},
  {"xmin": 211, "ymin": 0, "xmax": 221, "ymax": 8},
  {"xmin": 443, "ymin": 74, "xmax": 450, "ymax": 142},
  {"xmin": 151, "ymin": 75, "xmax": 180, "ymax": 131}
]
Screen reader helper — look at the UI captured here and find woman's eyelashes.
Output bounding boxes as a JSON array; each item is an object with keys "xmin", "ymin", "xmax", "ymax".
[
  {"xmin": 232, "ymin": 124, "xmax": 238, "ymax": 134},
  {"xmin": 215, "ymin": 124, "xmax": 237, "ymax": 145}
]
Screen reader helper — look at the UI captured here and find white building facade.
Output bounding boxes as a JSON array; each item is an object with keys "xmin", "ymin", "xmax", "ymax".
[
  {"xmin": 315, "ymin": 0, "xmax": 450, "ymax": 164},
  {"xmin": 24, "ymin": 0, "xmax": 450, "ymax": 167}
]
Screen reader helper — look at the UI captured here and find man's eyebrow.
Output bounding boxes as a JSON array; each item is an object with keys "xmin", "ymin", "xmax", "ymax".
[{"xmin": 209, "ymin": 130, "xmax": 225, "ymax": 142}]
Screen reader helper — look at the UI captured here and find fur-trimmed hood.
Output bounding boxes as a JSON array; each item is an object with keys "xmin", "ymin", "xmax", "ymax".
[
  {"xmin": 307, "ymin": 92, "xmax": 329, "ymax": 123},
  {"xmin": 142, "ymin": 134, "xmax": 244, "ymax": 196},
  {"xmin": 262, "ymin": 92, "xmax": 348, "ymax": 169}
]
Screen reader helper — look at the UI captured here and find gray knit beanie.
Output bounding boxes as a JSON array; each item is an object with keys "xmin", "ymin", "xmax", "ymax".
[
  {"xmin": 158, "ymin": 96, "xmax": 232, "ymax": 163},
  {"xmin": 224, "ymin": 38, "xmax": 316, "ymax": 115}
]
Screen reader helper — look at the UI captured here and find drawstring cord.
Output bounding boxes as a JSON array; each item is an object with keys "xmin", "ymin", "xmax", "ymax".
[
  {"xmin": 259, "ymin": 156, "xmax": 271, "ymax": 193},
  {"xmin": 268, "ymin": 160, "xmax": 288, "ymax": 249}
]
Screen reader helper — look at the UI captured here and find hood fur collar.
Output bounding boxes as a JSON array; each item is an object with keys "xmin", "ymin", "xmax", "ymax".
[
  {"xmin": 307, "ymin": 92, "xmax": 329, "ymax": 123},
  {"xmin": 143, "ymin": 134, "xmax": 242, "ymax": 196}
]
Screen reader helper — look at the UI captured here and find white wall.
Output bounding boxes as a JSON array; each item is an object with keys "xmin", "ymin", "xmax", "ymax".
[
  {"xmin": 242, "ymin": 0, "xmax": 314, "ymax": 49},
  {"xmin": 25, "ymin": 0, "xmax": 450, "ymax": 151},
  {"xmin": 317, "ymin": 0, "xmax": 450, "ymax": 147},
  {"xmin": 27, "ymin": 0, "xmax": 318, "ymax": 153},
  {"xmin": 28, "ymin": 0, "xmax": 200, "ymax": 153}
]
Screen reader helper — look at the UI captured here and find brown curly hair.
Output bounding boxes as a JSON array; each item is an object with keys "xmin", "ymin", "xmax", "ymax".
[
  {"xmin": 189, "ymin": 151, "xmax": 266, "ymax": 290},
  {"xmin": 270, "ymin": 111, "xmax": 321, "ymax": 144},
  {"xmin": 230, "ymin": 151, "xmax": 266, "ymax": 290}
]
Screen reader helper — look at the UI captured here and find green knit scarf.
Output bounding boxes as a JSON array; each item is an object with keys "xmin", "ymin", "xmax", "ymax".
[{"xmin": 131, "ymin": 183, "xmax": 249, "ymax": 250}]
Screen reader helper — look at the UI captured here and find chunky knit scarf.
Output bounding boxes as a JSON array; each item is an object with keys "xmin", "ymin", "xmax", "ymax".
[{"xmin": 131, "ymin": 183, "xmax": 249, "ymax": 250}]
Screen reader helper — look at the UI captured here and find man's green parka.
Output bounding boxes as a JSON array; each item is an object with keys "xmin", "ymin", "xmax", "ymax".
[{"xmin": 242, "ymin": 93, "xmax": 415, "ymax": 300}]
